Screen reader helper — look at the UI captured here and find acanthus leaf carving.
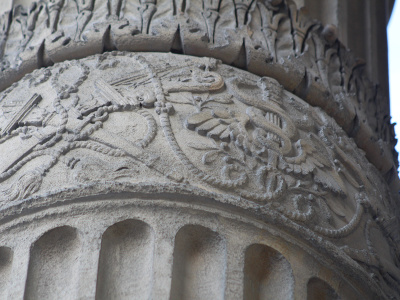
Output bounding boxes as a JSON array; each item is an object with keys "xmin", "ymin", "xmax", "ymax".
[
  {"xmin": 139, "ymin": 0, "xmax": 157, "ymax": 34},
  {"xmin": 287, "ymin": 0, "xmax": 316, "ymax": 55},
  {"xmin": 202, "ymin": 0, "xmax": 221, "ymax": 43}
]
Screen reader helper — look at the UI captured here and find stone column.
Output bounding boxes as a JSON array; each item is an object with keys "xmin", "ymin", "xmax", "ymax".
[{"xmin": 0, "ymin": 1, "xmax": 399, "ymax": 299}]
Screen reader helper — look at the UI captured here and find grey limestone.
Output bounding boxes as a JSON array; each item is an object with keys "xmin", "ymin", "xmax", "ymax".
[
  {"xmin": 0, "ymin": 0, "xmax": 396, "ymax": 179},
  {"xmin": 0, "ymin": 52, "xmax": 398, "ymax": 299},
  {"xmin": 0, "ymin": 1, "xmax": 399, "ymax": 299}
]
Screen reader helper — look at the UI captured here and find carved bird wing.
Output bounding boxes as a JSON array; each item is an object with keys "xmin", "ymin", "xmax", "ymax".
[
  {"xmin": 281, "ymin": 137, "xmax": 347, "ymax": 195},
  {"xmin": 282, "ymin": 139, "xmax": 330, "ymax": 174},
  {"xmin": 0, "ymin": 169, "xmax": 42, "ymax": 202},
  {"xmin": 185, "ymin": 108, "xmax": 249, "ymax": 143}
]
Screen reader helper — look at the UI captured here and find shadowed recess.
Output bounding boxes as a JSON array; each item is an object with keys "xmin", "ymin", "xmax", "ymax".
[
  {"xmin": 0, "ymin": 246, "xmax": 13, "ymax": 299},
  {"xmin": 95, "ymin": 219, "xmax": 155, "ymax": 300},
  {"xmin": 243, "ymin": 244, "xmax": 294, "ymax": 300},
  {"xmin": 307, "ymin": 277, "xmax": 341, "ymax": 300},
  {"xmin": 24, "ymin": 226, "xmax": 80, "ymax": 300},
  {"xmin": 169, "ymin": 225, "xmax": 227, "ymax": 300}
]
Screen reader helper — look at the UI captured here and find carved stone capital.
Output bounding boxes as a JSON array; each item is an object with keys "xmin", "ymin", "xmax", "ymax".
[
  {"xmin": 0, "ymin": 0, "xmax": 397, "ymax": 180},
  {"xmin": 0, "ymin": 52, "xmax": 398, "ymax": 298}
]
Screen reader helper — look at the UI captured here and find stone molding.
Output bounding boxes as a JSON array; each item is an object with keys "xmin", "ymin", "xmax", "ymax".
[
  {"xmin": 0, "ymin": 52, "xmax": 399, "ymax": 298},
  {"xmin": 0, "ymin": 0, "xmax": 397, "ymax": 178},
  {"xmin": 0, "ymin": 190, "xmax": 388, "ymax": 299}
]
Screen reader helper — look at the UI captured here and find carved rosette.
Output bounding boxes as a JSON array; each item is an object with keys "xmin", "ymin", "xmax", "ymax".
[{"xmin": 0, "ymin": 52, "xmax": 399, "ymax": 298}]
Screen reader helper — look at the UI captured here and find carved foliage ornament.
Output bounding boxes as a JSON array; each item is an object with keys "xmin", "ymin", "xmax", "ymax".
[
  {"xmin": 0, "ymin": 0, "xmax": 396, "ymax": 177},
  {"xmin": 0, "ymin": 53, "xmax": 399, "ymax": 294}
]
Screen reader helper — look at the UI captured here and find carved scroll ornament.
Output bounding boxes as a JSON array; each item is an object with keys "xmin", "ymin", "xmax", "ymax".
[
  {"xmin": 0, "ymin": 0, "xmax": 396, "ymax": 180},
  {"xmin": 0, "ymin": 53, "xmax": 399, "ymax": 295}
]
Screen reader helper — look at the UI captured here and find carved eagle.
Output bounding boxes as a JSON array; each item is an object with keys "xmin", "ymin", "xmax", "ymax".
[{"xmin": 185, "ymin": 76, "xmax": 348, "ymax": 195}]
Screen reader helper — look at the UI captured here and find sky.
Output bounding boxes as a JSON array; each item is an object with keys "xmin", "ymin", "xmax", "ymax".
[{"xmin": 388, "ymin": 1, "xmax": 400, "ymax": 171}]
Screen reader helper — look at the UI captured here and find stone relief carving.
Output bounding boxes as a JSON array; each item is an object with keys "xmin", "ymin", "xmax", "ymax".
[
  {"xmin": 0, "ymin": 52, "xmax": 399, "ymax": 293},
  {"xmin": 0, "ymin": 0, "xmax": 395, "ymax": 185}
]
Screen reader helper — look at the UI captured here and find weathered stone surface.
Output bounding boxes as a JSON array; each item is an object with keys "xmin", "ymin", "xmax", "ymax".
[
  {"xmin": 0, "ymin": 192, "xmax": 378, "ymax": 299},
  {"xmin": 0, "ymin": 52, "xmax": 399, "ymax": 298},
  {"xmin": 0, "ymin": 1, "xmax": 398, "ymax": 298},
  {"xmin": 0, "ymin": 0, "xmax": 396, "ymax": 179}
]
